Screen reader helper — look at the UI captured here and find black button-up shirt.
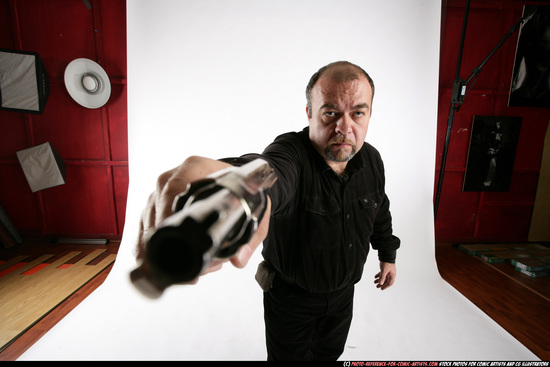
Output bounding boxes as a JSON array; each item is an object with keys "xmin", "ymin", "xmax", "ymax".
[{"xmin": 242, "ymin": 127, "xmax": 400, "ymax": 293}]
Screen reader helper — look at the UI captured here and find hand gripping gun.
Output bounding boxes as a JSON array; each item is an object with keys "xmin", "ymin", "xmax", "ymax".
[{"xmin": 130, "ymin": 158, "xmax": 277, "ymax": 298}]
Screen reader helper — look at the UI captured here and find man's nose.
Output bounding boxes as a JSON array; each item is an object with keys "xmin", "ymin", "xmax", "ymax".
[{"xmin": 335, "ymin": 114, "xmax": 352, "ymax": 135}]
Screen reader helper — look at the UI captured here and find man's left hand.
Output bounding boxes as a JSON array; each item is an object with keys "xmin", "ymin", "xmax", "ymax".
[{"xmin": 374, "ymin": 262, "xmax": 396, "ymax": 290}]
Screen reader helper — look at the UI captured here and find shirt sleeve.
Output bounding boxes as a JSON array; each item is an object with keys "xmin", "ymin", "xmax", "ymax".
[
  {"xmin": 240, "ymin": 133, "xmax": 303, "ymax": 216},
  {"xmin": 366, "ymin": 146, "xmax": 401, "ymax": 263}
]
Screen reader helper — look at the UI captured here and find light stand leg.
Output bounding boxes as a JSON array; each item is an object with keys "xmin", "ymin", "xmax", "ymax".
[{"xmin": 434, "ymin": 0, "xmax": 470, "ymax": 220}]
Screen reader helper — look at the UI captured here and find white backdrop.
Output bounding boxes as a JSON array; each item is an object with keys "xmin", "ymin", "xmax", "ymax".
[{"xmin": 20, "ymin": 0, "xmax": 538, "ymax": 361}]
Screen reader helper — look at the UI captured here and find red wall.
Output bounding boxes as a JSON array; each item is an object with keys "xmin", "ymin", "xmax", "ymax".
[
  {"xmin": 1, "ymin": 0, "xmax": 548, "ymax": 243},
  {"xmin": 0, "ymin": 0, "xmax": 128, "ymax": 240},
  {"xmin": 436, "ymin": 0, "xmax": 550, "ymax": 242}
]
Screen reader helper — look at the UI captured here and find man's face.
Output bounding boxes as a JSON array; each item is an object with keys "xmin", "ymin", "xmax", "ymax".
[{"xmin": 307, "ymin": 74, "xmax": 372, "ymax": 172}]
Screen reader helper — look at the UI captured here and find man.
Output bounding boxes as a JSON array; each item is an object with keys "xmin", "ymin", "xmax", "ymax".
[{"xmin": 137, "ymin": 61, "xmax": 400, "ymax": 360}]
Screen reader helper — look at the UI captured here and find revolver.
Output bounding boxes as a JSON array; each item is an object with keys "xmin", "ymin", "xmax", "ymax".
[{"xmin": 130, "ymin": 158, "xmax": 277, "ymax": 298}]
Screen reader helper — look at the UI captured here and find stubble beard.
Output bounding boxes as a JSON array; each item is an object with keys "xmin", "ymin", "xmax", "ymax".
[{"xmin": 325, "ymin": 142, "xmax": 357, "ymax": 163}]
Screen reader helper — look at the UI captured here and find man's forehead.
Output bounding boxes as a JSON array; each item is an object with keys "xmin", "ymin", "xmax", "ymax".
[
  {"xmin": 314, "ymin": 78, "xmax": 372, "ymax": 104},
  {"xmin": 320, "ymin": 102, "xmax": 370, "ymax": 110}
]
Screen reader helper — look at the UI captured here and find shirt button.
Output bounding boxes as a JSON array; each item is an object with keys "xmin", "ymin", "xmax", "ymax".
[
  {"xmin": 346, "ymin": 214, "xmax": 350, "ymax": 219},
  {"xmin": 349, "ymin": 243, "xmax": 353, "ymax": 248}
]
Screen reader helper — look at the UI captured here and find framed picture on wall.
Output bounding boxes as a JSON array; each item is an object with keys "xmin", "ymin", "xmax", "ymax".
[
  {"xmin": 508, "ymin": 5, "xmax": 550, "ymax": 107},
  {"xmin": 463, "ymin": 116, "xmax": 522, "ymax": 192}
]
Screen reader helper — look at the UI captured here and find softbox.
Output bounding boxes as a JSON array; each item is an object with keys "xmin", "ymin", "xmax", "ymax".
[
  {"xmin": 16, "ymin": 142, "xmax": 66, "ymax": 193},
  {"xmin": 0, "ymin": 48, "xmax": 50, "ymax": 114}
]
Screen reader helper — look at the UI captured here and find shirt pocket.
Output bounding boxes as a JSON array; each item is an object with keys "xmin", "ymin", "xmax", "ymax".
[
  {"xmin": 354, "ymin": 194, "xmax": 378, "ymax": 242},
  {"xmin": 357, "ymin": 195, "xmax": 378, "ymax": 211},
  {"xmin": 303, "ymin": 196, "xmax": 341, "ymax": 247}
]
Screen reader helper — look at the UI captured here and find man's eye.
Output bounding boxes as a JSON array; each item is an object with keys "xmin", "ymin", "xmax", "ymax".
[
  {"xmin": 354, "ymin": 111, "xmax": 364, "ymax": 117},
  {"xmin": 324, "ymin": 111, "xmax": 336, "ymax": 117}
]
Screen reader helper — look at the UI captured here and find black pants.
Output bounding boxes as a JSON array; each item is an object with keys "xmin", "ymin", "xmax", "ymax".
[{"xmin": 263, "ymin": 276, "xmax": 354, "ymax": 361}]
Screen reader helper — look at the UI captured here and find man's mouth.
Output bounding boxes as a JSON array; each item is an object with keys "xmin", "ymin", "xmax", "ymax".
[{"xmin": 329, "ymin": 138, "xmax": 354, "ymax": 149}]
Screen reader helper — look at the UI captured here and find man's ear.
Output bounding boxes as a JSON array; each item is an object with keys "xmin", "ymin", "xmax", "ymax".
[{"xmin": 305, "ymin": 105, "xmax": 311, "ymax": 119}]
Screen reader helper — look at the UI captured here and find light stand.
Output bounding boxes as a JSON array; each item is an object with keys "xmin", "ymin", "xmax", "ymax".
[{"xmin": 434, "ymin": 1, "xmax": 531, "ymax": 220}]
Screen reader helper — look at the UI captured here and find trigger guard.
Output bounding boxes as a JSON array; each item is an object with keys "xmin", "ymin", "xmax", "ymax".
[
  {"xmin": 217, "ymin": 196, "xmax": 268, "ymax": 258},
  {"xmin": 218, "ymin": 219, "xmax": 255, "ymax": 258}
]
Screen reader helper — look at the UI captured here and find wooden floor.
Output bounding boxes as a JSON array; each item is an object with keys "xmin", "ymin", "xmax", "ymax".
[
  {"xmin": 0, "ymin": 241, "xmax": 548, "ymax": 360},
  {"xmin": 0, "ymin": 239, "xmax": 121, "ymax": 361},
  {"xmin": 435, "ymin": 244, "xmax": 550, "ymax": 361}
]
